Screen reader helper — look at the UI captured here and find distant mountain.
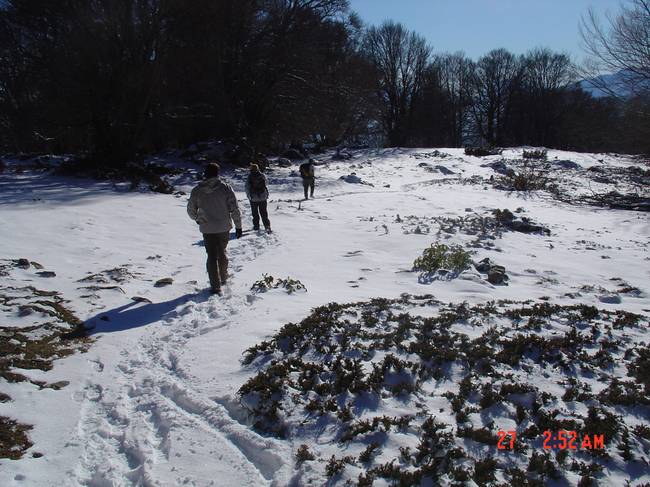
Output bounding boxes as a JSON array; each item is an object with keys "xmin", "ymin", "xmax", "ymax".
[{"xmin": 580, "ymin": 70, "xmax": 650, "ymax": 98}]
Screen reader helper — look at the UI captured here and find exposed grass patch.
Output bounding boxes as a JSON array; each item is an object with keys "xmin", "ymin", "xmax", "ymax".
[
  {"xmin": 0, "ymin": 416, "xmax": 33, "ymax": 460},
  {"xmin": 77, "ymin": 266, "xmax": 140, "ymax": 284},
  {"xmin": 0, "ymin": 284, "xmax": 91, "ymax": 459}
]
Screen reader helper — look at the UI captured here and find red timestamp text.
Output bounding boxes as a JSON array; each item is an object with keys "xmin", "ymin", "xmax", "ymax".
[
  {"xmin": 543, "ymin": 430, "xmax": 605, "ymax": 450},
  {"xmin": 497, "ymin": 430, "xmax": 516, "ymax": 450},
  {"xmin": 495, "ymin": 430, "xmax": 606, "ymax": 451}
]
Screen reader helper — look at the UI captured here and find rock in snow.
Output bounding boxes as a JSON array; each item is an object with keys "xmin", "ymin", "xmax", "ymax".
[
  {"xmin": 473, "ymin": 257, "xmax": 509, "ymax": 285},
  {"xmin": 154, "ymin": 277, "xmax": 173, "ymax": 287},
  {"xmin": 598, "ymin": 293, "xmax": 622, "ymax": 304},
  {"xmin": 434, "ymin": 165, "xmax": 455, "ymax": 175},
  {"xmin": 340, "ymin": 172, "xmax": 374, "ymax": 186},
  {"xmin": 554, "ymin": 159, "xmax": 582, "ymax": 170}
]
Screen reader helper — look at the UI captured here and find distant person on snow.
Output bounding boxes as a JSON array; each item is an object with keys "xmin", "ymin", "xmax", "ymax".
[
  {"xmin": 245, "ymin": 163, "xmax": 271, "ymax": 233},
  {"xmin": 299, "ymin": 159, "xmax": 316, "ymax": 199},
  {"xmin": 187, "ymin": 163, "xmax": 242, "ymax": 295}
]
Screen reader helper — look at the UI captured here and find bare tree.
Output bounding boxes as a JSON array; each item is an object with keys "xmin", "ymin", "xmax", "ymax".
[
  {"xmin": 525, "ymin": 48, "xmax": 575, "ymax": 93},
  {"xmin": 435, "ymin": 52, "xmax": 475, "ymax": 146},
  {"xmin": 471, "ymin": 48, "xmax": 523, "ymax": 146},
  {"xmin": 521, "ymin": 48, "xmax": 575, "ymax": 146},
  {"xmin": 580, "ymin": 0, "xmax": 650, "ymax": 97},
  {"xmin": 363, "ymin": 21, "xmax": 431, "ymax": 146}
]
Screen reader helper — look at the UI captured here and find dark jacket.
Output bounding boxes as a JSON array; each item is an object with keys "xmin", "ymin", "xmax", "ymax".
[
  {"xmin": 245, "ymin": 171, "xmax": 269, "ymax": 203},
  {"xmin": 299, "ymin": 162, "xmax": 315, "ymax": 179}
]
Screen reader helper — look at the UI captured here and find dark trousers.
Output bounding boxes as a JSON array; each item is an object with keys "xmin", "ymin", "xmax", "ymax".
[
  {"xmin": 203, "ymin": 232, "xmax": 229, "ymax": 290},
  {"xmin": 251, "ymin": 201, "xmax": 271, "ymax": 229},
  {"xmin": 302, "ymin": 177, "xmax": 315, "ymax": 198}
]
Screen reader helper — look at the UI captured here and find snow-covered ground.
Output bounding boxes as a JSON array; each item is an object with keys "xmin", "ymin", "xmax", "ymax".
[{"xmin": 0, "ymin": 148, "xmax": 648, "ymax": 486}]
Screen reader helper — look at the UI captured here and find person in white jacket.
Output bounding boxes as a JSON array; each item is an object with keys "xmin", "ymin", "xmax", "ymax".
[
  {"xmin": 245, "ymin": 163, "xmax": 271, "ymax": 232},
  {"xmin": 187, "ymin": 163, "xmax": 242, "ymax": 295}
]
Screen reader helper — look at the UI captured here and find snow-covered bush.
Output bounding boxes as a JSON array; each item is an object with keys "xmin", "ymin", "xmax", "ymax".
[{"xmin": 238, "ymin": 295, "xmax": 649, "ymax": 485}]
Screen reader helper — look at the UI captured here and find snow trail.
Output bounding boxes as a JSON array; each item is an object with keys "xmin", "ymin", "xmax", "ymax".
[{"xmin": 72, "ymin": 232, "xmax": 292, "ymax": 486}]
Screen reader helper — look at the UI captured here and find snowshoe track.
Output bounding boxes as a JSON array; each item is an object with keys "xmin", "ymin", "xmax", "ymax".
[{"xmin": 73, "ymin": 233, "xmax": 289, "ymax": 486}]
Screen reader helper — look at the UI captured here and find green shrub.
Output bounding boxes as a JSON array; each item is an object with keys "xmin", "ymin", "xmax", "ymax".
[
  {"xmin": 473, "ymin": 456, "xmax": 498, "ymax": 485},
  {"xmin": 251, "ymin": 274, "xmax": 306, "ymax": 294},
  {"xmin": 325, "ymin": 455, "xmax": 355, "ymax": 477},
  {"xmin": 250, "ymin": 274, "xmax": 275, "ymax": 293},
  {"xmin": 359, "ymin": 442, "xmax": 381, "ymax": 463},
  {"xmin": 295, "ymin": 444, "xmax": 315, "ymax": 464},
  {"xmin": 413, "ymin": 243, "xmax": 472, "ymax": 274}
]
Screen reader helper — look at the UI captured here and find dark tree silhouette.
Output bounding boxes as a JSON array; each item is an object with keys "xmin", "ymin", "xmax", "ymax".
[
  {"xmin": 0, "ymin": 1, "xmax": 647, "ymax": 160},
  {"xmin": 471, "ymin": 48, "xmax": 523, "ymax": 146},
  {"xmin": 0, "ymin": 0, "xmax": 362, "ymax": 163},
  {"xmin": 363, "ymin": 21, "xmax": 431, "ymax": 146},
  {"xmin": 518, "ymin": 48, "xmax": 575, "ymax": 146}
]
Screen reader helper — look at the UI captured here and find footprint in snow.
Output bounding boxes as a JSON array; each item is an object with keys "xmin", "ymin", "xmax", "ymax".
[{"xmin": 344, "ymin": 250, "xmax": 363, "ymax": 257}]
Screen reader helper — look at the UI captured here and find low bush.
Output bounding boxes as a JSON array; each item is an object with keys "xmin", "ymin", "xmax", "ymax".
[
  {"xmin": 413, "ymin": 243, "xmax": 472, "ymax": 274},
  {"xmin": 496, "ymin": 162, "xmax": 549, "ymax": 191},
  {"xmin": 239, "ymin": 296, "xmax": 646, "ymax": 485},
  {"xmin": 250, "ymin": 274, "xmax": 306, "ymax": 294},
  {"xmin": 295, "ymin": 444, "xmax": 315, "ymax": 464},
  {"xmin": 465, "ymin": 147, "xmax": 502, "ymax": 157},
  {"xmin": 523, "ymin": 149, "xmax": 547, "ymax": 160}
]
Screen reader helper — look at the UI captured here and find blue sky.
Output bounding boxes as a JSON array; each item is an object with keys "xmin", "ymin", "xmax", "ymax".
[{"xmin": 349, "ymin": 0, "xmax": 623, "ymax": 61}]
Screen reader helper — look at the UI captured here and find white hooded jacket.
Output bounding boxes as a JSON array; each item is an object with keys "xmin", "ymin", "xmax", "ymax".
[{"xmin": 187, "ymin": 177, "xmax": 242, "ymax": 234}]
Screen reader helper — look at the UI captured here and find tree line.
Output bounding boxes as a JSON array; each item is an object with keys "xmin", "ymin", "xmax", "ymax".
[{"xmin": 0, "ymin": 0, "xmax": 648, "ymax": 167}]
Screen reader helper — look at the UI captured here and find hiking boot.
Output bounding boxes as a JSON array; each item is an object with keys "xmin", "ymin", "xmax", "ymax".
[
  {"xmin": 265, "ymin": 226, "xmax": 272, "ymax": 233},
  {"xmin": 253, "ymin": 226, "xmax": 260, "ymax": 231},
  {"xmin": 210, "ymin": 288, "xmax": 222, "ymax": 296}
]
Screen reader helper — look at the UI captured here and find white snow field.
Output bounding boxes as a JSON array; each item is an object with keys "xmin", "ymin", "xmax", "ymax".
[{"xmin": 0, "ymin": 147, "xmax": 649, "ymax": 486}]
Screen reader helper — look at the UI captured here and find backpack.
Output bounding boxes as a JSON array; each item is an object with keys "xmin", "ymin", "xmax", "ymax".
[
  {"xmin": 249, "ymin": 171, "xmax": 267, "ymax": 196},
  {"xmin": 300, "ymin": 162, "xmax": 314, "ymax": 178}
]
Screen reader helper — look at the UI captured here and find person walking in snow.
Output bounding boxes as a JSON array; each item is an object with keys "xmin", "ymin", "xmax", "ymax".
[
  {"xmin": 245, "ymin": 163, "xmax": 271, "ymax": 233},
  {"xmin": 299, "ymin": 158, "xmax": 316, "ymax": 199},
  {"xmin": 187, "ymin": 163, "xmax": 242, "ymax": 295}
]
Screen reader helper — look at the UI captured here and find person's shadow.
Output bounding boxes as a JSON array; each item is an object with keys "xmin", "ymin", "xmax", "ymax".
[{"xmin": 85, "ymin": 292, "xmax": 211, "ymax": 334}]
